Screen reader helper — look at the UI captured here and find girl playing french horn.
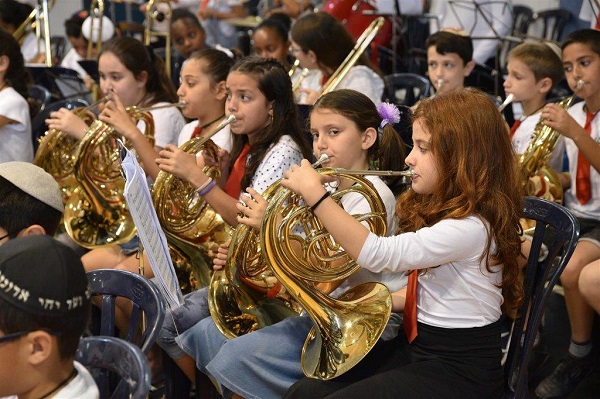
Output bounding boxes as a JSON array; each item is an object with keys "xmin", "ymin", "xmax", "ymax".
[
  {"xmin": 154, "ymin": 57, "xmax": 313, "ymax": 383},
  {"xmin": 173, "ymin": 89, "xmax": 407, "ymax": 399},
  {"xmin": 284, "ymin": 88, "xmax": 524, "ymax": 399}
]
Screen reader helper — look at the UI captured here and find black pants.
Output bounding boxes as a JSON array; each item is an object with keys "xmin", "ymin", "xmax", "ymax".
[{"xmin": 285, "ymin": 320, "xmax": 504, "ymax": 399}]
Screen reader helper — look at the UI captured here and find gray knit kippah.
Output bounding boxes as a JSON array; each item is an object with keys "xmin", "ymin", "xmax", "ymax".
[{"xmin": 0, "ymin": 162, "xmax": 63, "ymax": 212}]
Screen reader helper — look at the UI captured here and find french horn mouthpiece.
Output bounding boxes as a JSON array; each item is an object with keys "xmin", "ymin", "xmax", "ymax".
[
  {"xmin": 498, "ymin": 93, "xmax": 514, "ymax": 112},
  {"xmin": 312, "ymin": 154, "xmax": 329, "ymax": 167},
  {"xmin": 576, "ymin": 80, "xmax": 585, "ymax": 90}
]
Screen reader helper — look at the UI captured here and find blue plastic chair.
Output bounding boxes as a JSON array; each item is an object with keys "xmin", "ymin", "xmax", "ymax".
[
  {"xmin": 504, "ymin": 197, "xmax": 580, "ymax": 398},
  {"xmin": 87, "ymin": 269, "xmax": 166, "ymax": 354},
  {"xmin": 76, "ymin": 336, "xmax": 151, "ymax": 399},
  {"xmin": 384, "ymin": 73, "xmax": 431, "ymax": 107}
]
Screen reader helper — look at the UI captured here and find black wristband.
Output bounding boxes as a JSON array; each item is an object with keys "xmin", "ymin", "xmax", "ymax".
[{"xmin": 310, "ymin": 191, "xmax": 330, "ymax": 212}]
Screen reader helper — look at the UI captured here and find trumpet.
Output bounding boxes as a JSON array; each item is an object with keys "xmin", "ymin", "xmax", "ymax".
[{"xmin": 498, "ymin": 93, "xmax": 514, "ymax": 112}]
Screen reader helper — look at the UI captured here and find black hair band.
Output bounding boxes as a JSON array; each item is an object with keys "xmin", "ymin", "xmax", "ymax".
[{"xmin": 310, "ymin": 191, "xmax": 330, "ymax": 212}]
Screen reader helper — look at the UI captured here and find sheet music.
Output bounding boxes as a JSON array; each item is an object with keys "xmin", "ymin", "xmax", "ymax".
[{"xmin": 119, "ymin": 141, "xmax": 183, "ymax": 308}]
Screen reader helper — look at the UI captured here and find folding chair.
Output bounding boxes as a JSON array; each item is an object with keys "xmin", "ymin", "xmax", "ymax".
[
  {"xmin": 76, "ymin": 336, "xmax": 151, "ymax": 399},
  {"xmin": 504, "ymin": 197, "xmax": 580, "ymax": 398}
]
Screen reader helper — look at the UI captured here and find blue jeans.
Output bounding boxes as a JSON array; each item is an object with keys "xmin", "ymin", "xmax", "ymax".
[{"xmin": 157, "ymin": 287, "xmax": 210, "ymax": 359}]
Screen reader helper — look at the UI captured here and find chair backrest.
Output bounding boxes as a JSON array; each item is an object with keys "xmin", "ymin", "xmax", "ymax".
[
  {"xmin": 384, "ymin": 73, "xmax": 431, "ymax": 106},
  {"xmin": 87, "ymin": 269, "xmax": 166, "ymax": 354},
  {"xmin": 513, "ymin": 5, "xmax": 534, "ymax": 36},
  {"xmin": 30, "ymin": 98, "xmax": 90, "ymax": 152},
  {"xmin": 28, "ymin": 84, "xmax": 52, "ymax": 119},
  {"xmin": 504, "ymin": 197, "xmax": 580, "ymax": 398},
  {"xmin": 76, "ymin": 336, "xmax": 150, "ymax": 399},
  {"xmin": 532, "ymin": 9, "xmax": 572, "ymax": 42}
]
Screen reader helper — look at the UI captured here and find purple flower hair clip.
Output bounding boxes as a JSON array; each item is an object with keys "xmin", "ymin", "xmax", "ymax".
[{"xmin": 377, "ymin": 102, "xmax": 401, "ymax": 128}]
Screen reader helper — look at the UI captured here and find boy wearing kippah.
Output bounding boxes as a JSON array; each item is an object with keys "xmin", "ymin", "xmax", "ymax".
[
  {"xmin": 0, "ymin": 162, "xmax": 64, "ymax": 243},
  {"xmin": 0, "ymin": 235, "xmax": 98, "ymax": 398}
]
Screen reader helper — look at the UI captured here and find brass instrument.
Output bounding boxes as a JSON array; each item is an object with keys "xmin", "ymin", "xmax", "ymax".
[
  {"xmin": 87, "ymin": 0, "xmax": 105, "ymax": 58},
  {"xmin": 34, "ymin": 105, "xmax": 98, "ymax": 203},
  {"xmin": 320, "ymin": 17, "xmax": 385, "ymax": 95},
  {"xmin": 62, "ymin": 102, "xmax": 185, "ymax": 248},
  {"xmin": 12, "ymin": 0, "xmax": 54, "ymax": 66},
  {"xmin": 519, "ymin": 95, "xmax": 575, "ymax": 205},
  {"xmin": 144, "ymin": 0, "xmax": 173, "ymax": 77},
  {"xmin": 209, "ymin": 167, "xmax": 394, "ymax": 380},
  {"xmin": 498, "ymin": 93, "xmax": 514, "ymax": 112},
  {"xmin": 152, "ymin": 115, "xmax": 236, "ymax": 293}
]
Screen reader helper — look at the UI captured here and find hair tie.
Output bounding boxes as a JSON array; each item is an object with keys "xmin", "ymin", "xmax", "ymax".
[{"xmin": 377, "ymin": 102, "xmax": 401, "ymax": 128}]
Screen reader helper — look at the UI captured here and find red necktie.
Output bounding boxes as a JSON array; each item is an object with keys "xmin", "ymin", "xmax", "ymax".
[
  {"xmin": 403, "ymin": 270, "xmax": 418, "ymax": 343},
  {"xmin": 575, "ymin": 110, "xmax": 597, "ymax": 204},
  {"xmin": 224, "ymin": 144, "xmax": 251, "ymax": 199},
  {"xmin": 509, "ymin": 119, "xmax": 522, "ymax": 140},
  {"xmin": 190, "ymin": 124, "xmax": 202, "ymax": 139}
]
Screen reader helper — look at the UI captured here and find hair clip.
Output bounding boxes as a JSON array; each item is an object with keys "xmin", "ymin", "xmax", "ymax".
[{"xmin": 377, "ymin": 102, "xmax": 401, "ymax": 128}]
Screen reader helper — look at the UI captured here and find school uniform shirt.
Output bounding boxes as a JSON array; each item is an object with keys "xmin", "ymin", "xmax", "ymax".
[
  {"xmin": 201, "ymin": 0, "xmax": 243, "ymax": 49},
  {"xmin": 358, "ymin": 216, "xmax": 503, "ymax": 328},
  {"xmin": 54, "ymin": 361, "xmax": 100, "ymax": 398},
  {"xmin": 332, "ymin": 175, "xmax": 406, "ymax": 296},
  {"xmin": 144, "ymin": 102, "xmax": 186, "ymax": 149},
  {"xmin": 511, "ymin": 112, "xmax": 566, "ymax": 172},
  {"xmin": 297, "ymin": 66, "xmax": 384, "ymax": 106},
  {"xmin": 177, "ymin": 119, "xmax": 234, "ymax": 154},
  {"xmin": 0, "ymin": 87, "xmax": 33, "ymax": 163},
  {"xmin": 60, "ymin": 48, "xmax": 89, "ymax": 80},
  {"xmin": 248, "ymin": 134, "xmax": 303, "ymax": 195},
  {"xmin": 21, "ymin": 32, "xmax": 46, "ymax": 63},
  {"xmin": 564, "ymin": 101, "xmax": 600, "ymax": 221}
]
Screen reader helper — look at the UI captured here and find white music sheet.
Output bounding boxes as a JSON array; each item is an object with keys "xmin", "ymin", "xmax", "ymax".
[{"xmin": 119, "ymin": 141, "xmax": 183, "ymax": 308}]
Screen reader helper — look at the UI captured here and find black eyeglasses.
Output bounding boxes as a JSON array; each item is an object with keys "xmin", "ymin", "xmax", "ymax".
[{"xmin": 0, "ymin": 329, "xmax": 62, "ymax": 344}]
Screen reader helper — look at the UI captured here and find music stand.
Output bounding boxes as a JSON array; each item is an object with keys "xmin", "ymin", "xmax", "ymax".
[{"xmin": 27, "ymin": 66, "xmax": 93, "ymax": 104}]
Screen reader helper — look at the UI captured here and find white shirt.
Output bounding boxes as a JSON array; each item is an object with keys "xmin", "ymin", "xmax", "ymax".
[
  {"xmin": 564, "ymin": 101, "xmax": 600, "ymax": 220},
  {"xmin": 358, "ymin": 216, "xmax": 503, "ymax": 328},
  {"xmin": 55, "ymin": 361, "xmax": 100, "ymax": 398},
  {"xmin": 0, "ymin": 87, "xmax": 33, "ymax": 163},
  {"xmin": 297, "ymin": 66, "xmax": 384, "ymax": 105},
  {"xmin": 429, "ymin": 0, "xmax": 513, "ymax": 65},
  {"xmin": 177, "ymin": 119, "xmax": 234, "ymax": 153},
  {"xmin": 333, "ymin": 175, "xmax": 406, "ymax": 295},
  {"xmin": 511, "ymin": 112, "xmax": 565, "ymax": 172},
  {"xmin": 60, "ymin": 48, "xmax": 89, "ymax": 79}
]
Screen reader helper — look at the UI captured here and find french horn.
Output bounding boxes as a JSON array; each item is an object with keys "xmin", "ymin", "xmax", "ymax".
[
  {"xmin": 63, "ymin": 106, "xmax": 157, "ymax": 248},
  {"xmin": 209, "ymin": 166, "xmax": 415, "ymax": 379},
  {"xmin": 152, "ymin": 115, "xmax": 236, "ymax": 293}
]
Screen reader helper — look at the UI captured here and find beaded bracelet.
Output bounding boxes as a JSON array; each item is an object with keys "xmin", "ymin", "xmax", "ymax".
[
  {"xmin": 195, "ymin": 178, "xmax": 216, "ymax": 196},
  {"xmin": 310, "ymin": 191, "xmax": 330, "ymax": 212}
]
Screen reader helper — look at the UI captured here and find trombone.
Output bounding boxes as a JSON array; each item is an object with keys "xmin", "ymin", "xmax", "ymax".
[
  {"xmin": 320, "ymin": 17, "xmax": 385, "ymax": 95},
  {"xmin": 144, "ymin": 0, "xmax": 173, "ymax": 77},
  {"xmin": 86, "ymin": 0, "xmax": 105, "ymax": 59},
  {"xmin": 12, "ymin": 0, "xmax": 54, "ymax": 66}
]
